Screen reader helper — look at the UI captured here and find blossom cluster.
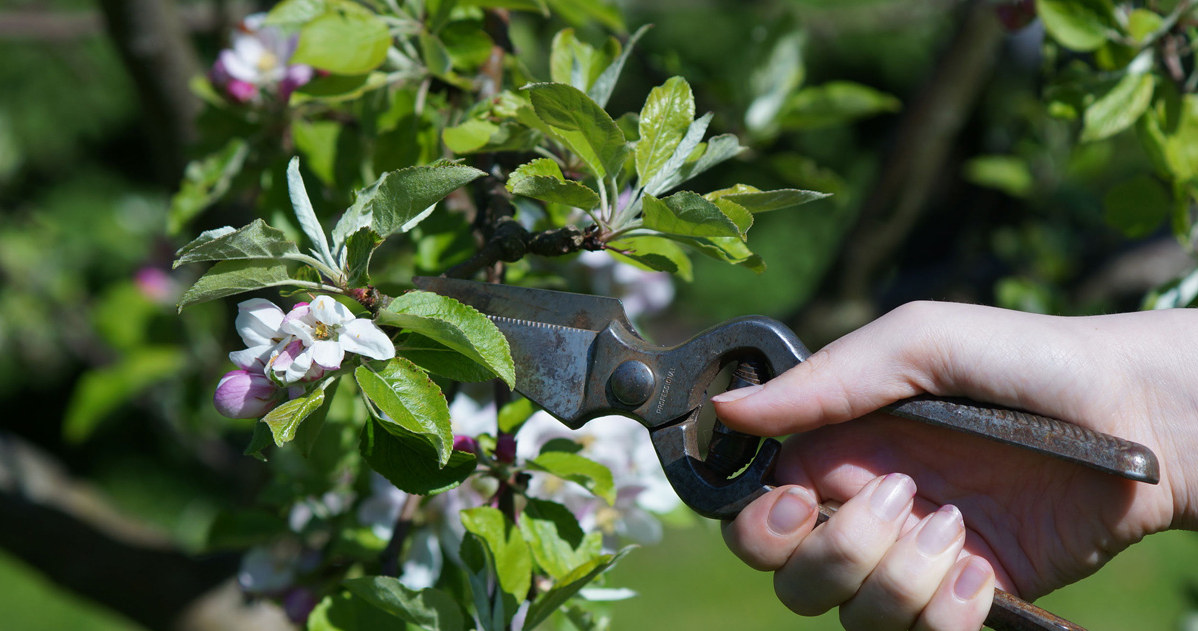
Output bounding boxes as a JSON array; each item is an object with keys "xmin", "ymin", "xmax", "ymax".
[
  {"xmin": 214, "ymin": 295, "xmax": 394, "ymax": 418},
  {"xmin": 210, "ymin": 13, "xmax": 313, "ymax": 105}
]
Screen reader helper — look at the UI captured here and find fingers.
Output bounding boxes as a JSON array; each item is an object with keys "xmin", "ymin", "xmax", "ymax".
[
  {"xmin": 773, "ymin": 473, "xmax": 917, "ymax": 617},
  {"xmin": 724, "ymin": 473, "xmax": 995, "ymax": 631},
  {"xmin": 711, "ymin": 301, "xmax": 1094, "ymax": 438}
]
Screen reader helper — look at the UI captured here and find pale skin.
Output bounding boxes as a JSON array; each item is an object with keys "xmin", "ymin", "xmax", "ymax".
[{"xmin": 710, "ymin": 301, "xmax": 1198, "ymax": 631}]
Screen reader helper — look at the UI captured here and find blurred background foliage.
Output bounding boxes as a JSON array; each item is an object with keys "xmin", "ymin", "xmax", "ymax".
[{"xmin": 3, "ymin": 0, "xmax": 1198, "ymax": 629}]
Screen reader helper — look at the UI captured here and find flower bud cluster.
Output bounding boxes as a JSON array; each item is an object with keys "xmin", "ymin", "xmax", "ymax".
[{"xmin": 214, "ymin": 296, "xmax": 394, "ymax": 418}]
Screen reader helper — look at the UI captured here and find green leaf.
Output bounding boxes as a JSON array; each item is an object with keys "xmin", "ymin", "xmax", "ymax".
[
  {"xmin": 642, "ymin": 112, "xmax": 713, "ymax": 196},
  {"xmin": 1103, "ymin": 174, "xmax": 1171, "ymax": 238},
  {"xmin": 167, "ymin": 138, "xmax": 249, "ymax": 235},
  {"xmin": 460, "ymin": 507, "xmax": 532, "ymax": 609},
  {"xmin": 673, "ymin": 133, "xmax": 743, "ymax": 188},
  {"xmin": 525, "ymin": 82, "xmax": 628, "ymax": 179},
  {"xmin": 264, "ymin": 0, "xmax": 327, "ymax": 25},
  {"xmin": 963, "ymin": 155, "xmax": 1035, "ymax": 197},
  {"xmin": 497, "ymin": 396, "xmax": 537, "ymax": 433},
  {"xmin": 261, "ymin": 387, "xmax": 326, "ymax": 447},
  {"xmin": 420, "ymin": 32, "xmax": 454, "ymax": 79},
  {"xmin": 244, "ymin": 423, "xmax": 274, "ymax": 460},
  {"xmin": 549, "ymin": 29, "xmax": 609, "ymax": 92},
  {"xmin": 636, "ymin": 77, "xmax": 695, "ymax": 185},
  {"xmin": 1036, "ymin": 0, "xmax": 1115, "ymax": 52},
  {"xmin": 608, "ymin": 235, "xmax": 694, "ymax": 281},
  {"xmin": 292, "ymin": 72, "xmax": 390, "ymax": 104},
  {"xmin": 398, "ymin": 333, "xmax": 500, "ymax": 383},
  {"xmin": 343, "ymin": 577, "xmax": 466, "ymax": 631},
  {"xmin": 292, "ymin": 119, "xmax": 341, "ymax": 185},
  {"xmin": 1145, "ymin": 266, "xmax": 1198, "ymax": 309},
  {"xmin": 721, "ymin": 187, "xmax": 830, "ymax": 213},
  {"xmin": 174, "ymin": 219, "xmax": 300, "ymax": 267},
  {"xmin": 63, "ymin": 347, "xmax": 186, "ymax": 443},
  {"xmin": 204, "ymin": 510, "xmax": 289, "ymax": 550},
  {"xmin": 521, "ymin": 498, "xmax": 600, "ymax": 579},
  {"xmin": 333, "ymin": 163, "xmax": 487, "ymax": 242},
  {"xmin": 443, "ymin": 118, "xmax": 501, "ymax": 154},
  {"xmin": 523, "ymin": 548, "xmax": 631, "ymax": 630},
  {"xmin": 1127, "ymin": 8, "xmax": 1163, "ymax": 45},
  {"xmin": 672, "ymin": 234, "xmax": 765, "ymax": 273},
  {"xmin": 344, "ymin": 228, "xmax": 382, "ymax": 286},
  {"xmin": 1082, "ymin": 71, "xmax": 1154, "ymax": 142},
  {"xmin": 641, "ymin": 191, "xmax": 742, "ymax": 238},
  {"xmin": 177, "ymin": 259, "xmax": 295, "ymax": 311},
  {"xmin": 292, "ymin": 6, "xmax": 391, "ymax": 75},
  {"xmin": 360, "ymin": 418, "xmax": 477, "ymax": 494},
  {"xmin": 287, "ymin": 156, "xmax": 338, "ymax": 271},
  {"xmin": 781, "ymin": 81, "xmax": 901, "ymax": 130},
  {"xmin": 377, "ymin": 291, "xmax": 516, "ymax": 388},
  {"xmin": 507, "ymin": 159, "xmax": 601, "ymax": 209},
  {"xmin": 527, "ymin": 451, "xmax": 615, "ymax": 504},
  {"xmin": 309, "ymin": 592, "xmax": 406, "ymax": 631},
  {"xmin": 588, "ymin": 24, "xmax": 651, "ymax": 109},
  {"xmin": 746, "ymin": 31, "xmax": 805, "ymax": 134},
  {"xmin": 441, "ymin": 20, "xmax": 494, "ymax": 70},
  {"xmin": 355, "ymin": 358, "xmax": 454, "ymax": 465}
]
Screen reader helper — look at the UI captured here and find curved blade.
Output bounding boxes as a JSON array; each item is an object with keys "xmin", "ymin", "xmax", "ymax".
[
  {"xmin": 412, "ymin": 278, "xmax": 610, "ymax": 422},
  {"xmin": 412, "ymin": 276, "xmax": 636, "ymax": 335}
]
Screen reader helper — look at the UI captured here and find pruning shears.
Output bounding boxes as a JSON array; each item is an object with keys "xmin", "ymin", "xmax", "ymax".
[{"xmin": 413, "ymin": 276, "xmax": 1159, "ymax": 631}]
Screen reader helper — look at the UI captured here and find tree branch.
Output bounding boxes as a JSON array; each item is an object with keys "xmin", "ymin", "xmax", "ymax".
[
  {"xmin": 0, "ymin": 432, "xmax": 238, "ymax": 631},
  {"xmin": 96, "ymin": 0, "xmax": 203, "ymax": 184},
  {"xmin": 791, "ymin": 0, "xmax": 1005, "ymax": 344}
]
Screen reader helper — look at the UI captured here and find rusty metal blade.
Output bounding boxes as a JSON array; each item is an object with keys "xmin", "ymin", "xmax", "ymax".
[
  {"xmin": 412, "ymin": 276, "xmax": 635, "ymax": 334},
  {"xmin": 487, "ymin": 315, "xmax": 597, "ymax": 422}
]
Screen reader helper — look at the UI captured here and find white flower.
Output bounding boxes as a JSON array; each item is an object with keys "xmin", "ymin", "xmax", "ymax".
[
  {"xmin": 577, "ymin": 250, "xmax": 674, "ymax": 321},
  {"xmin": 228, "ymin": 298, "xmax": 287, "ymax": 370},
  {"xmin": 274, "ymin": 296, "xmax": 395, "ymax": 383},
  {"xmin": 238, "ymin": 544, "xmax": 298, "ymax": 595},
  {"xmin": 211, "ymin": 13, "xmax": 313, "ymax": 104},
  {"xmin": 517, "ymin": 411, "xmax": 680, "ymax": 544}
]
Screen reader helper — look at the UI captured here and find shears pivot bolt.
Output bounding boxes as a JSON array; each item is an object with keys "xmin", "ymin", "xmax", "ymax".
[{"xmin": 610, "ymin": 360, "xmax": 655, "ymax": 406}]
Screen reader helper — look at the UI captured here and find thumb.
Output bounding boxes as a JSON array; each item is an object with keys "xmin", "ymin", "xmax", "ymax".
[
  {"xmin": 710, "ymin": 301, "xmax": 1068, "ymax": 437},
  {"xmin": 711, "ymin": 313, "xmax": 926, "ymax": 437}
]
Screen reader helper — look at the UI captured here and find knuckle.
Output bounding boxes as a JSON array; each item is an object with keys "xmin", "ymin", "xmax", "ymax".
[{"xmin": 823, "ymin": 522, "xmax": 877, "ymax": 569}]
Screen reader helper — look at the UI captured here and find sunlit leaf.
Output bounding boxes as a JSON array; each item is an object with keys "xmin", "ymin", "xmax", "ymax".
[
  {"xmin": 636, "ymin": 77, "xmax": 694, "ymax": 184},
  {"xmin": 174, "ymin": 219, "xmax": 300, "ymax": 267},
  {"xmin": 360, "ymin": 418, "xmax": 477, "ymax": 494},
  {"xmin": 343, "ymin": 577, "xmax": 466, "ymax": 631},
  {"xmin": 527, "ymin": 451, "xmax": 615, "ymax": 504},
  {"xmin": 292, "ymin": 6, "xmax": 391, "ymax": 74},
  {"xmin": 378, "ymin": 291, "xmax": 515, "ymax": 388},
  {"xmin": 177, "ymin": 259, "xmax": 296, "ymax": 311},
  {"xmin": 525, "ymin": 82, "xmax": 628, "ymax": 179},
  {"xmin": 355, "ymin": 357, "xmax": 454, "ymax": 465}
]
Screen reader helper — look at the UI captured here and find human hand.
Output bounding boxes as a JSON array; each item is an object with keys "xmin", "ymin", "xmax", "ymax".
[{"xmin": 712, "ymin": 301, "xmax": 1198, "ymax": 630}]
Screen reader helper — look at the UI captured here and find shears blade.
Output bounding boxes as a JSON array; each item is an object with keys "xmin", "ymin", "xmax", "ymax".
[
  {"xmin": 412, "ymin": 276, "xmax": 636, "ymax": 334},
  {"xmin": 411, "ymin": 277, "xmax": 623, "ymax": 423}
]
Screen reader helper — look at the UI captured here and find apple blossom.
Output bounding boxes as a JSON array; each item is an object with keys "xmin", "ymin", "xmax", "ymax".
[
  {"xmin": 275, "ymin": 296, "xmax": 395, "ymax": 382},
  {"xmin": 214, "ymin": 369, "xmax": 280, "ymax": 418},
  {"xmin": 210, "ymin": 13, "xmax": 313, "ymax": 105}
]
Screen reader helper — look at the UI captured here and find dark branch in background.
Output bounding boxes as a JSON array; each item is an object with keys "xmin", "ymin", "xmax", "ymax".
[
  {"xmin": 97, "ymin": 0, "xmax": 203, "ymax": 184},
  {"xmin": 379, "ymin": 494, "xmax": 421, "ymax": 577},
  {"xmin": 0, "ymin": 432, "xmax": 240, "ymax": 631},
  {"xmin": 792, "ymin": 0, "xmax": 1004, "ymax": 344},
  {"xmin": 0, "ymin": 4, "xmax": 249, "ymax": 41}
]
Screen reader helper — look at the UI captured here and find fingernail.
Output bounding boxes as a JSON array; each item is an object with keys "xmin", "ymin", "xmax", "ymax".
[
  {"xmin": 711, "ymin": 384, "xmax": 764, "ymax": 403},
  {"xmin": 916, "ymin": 505, "xmax": 963, "ymax": 555},
  {"xmin": 954, "ymin": 558, "xmax": 991, "ymax": 600},
  {"xmin": 767, "ymin": 487, "xmax": 815, "ymax": 536},
  {"xmin": 869, "ymin": 473, "xmax": 915, "ymax": 521}
]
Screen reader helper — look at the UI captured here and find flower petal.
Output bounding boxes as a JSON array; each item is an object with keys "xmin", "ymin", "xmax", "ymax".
[
  {"xmin": 310, "ymin": 339, "xmax": 344, "ymax": 370},
  {"xmin": 235, "ymin": 298, "xmax": 285, "ymax": 347},
  {"xmin": 310, "ymin": 295, "xmax": 354, "ymax": 326},
  {"xmin": 229, "ymin": 344, "xmax": 275, "ymax": 370},
  {"xmin": 339, "ymin": 318, "xmax": 396, "ymax": 360}
]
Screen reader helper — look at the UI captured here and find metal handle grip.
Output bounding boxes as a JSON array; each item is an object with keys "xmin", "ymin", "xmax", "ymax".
[{"xmin": 885, "ymin": 396, "xmax": 1159, "ymax": 484}]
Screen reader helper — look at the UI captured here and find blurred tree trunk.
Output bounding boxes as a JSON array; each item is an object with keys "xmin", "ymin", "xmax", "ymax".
[
  {"xmin": 97, "ymin": 0, "xmax": 202, "ymax": 184},
  {"xmin": 792, "ymin": 0, "xmax": 1005, "ymax": 345}
]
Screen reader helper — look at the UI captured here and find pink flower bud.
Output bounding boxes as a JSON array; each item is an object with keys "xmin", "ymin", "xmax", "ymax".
[
  {"xmin": 495, "ymin": 433, "xmax": 517, "ymax": 463},
  {"xmin": 224, "ymin": 79, "xmax": 259, "ymax": 104},
  {"xmin": 453, "ymin": 435, "xmax": 479, "ymax": 454},
  {"xmin": 214, "ymin": 369, "xmax": 279, "ymax": 418}
]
